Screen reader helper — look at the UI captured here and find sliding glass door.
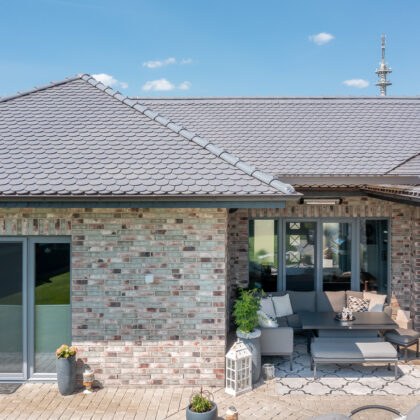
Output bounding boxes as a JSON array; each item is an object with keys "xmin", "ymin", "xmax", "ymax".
[
  {"xmin": 0, "ymin": 239, "xmax": 27, "ymax": 380},
  {"xmin": 0, "ymin": 237, "xmax": 70, "ymax": 381},
  {"xmin": 322, "ymin": 222, "xmax": 352, "ymax": 291},
  {"xmin": 30, "ymin": 240, "xmax": 71, "ymax": 378},
  {"xmin": 285, "ymin": 222, "xmax": 316, "ymax": 291}
]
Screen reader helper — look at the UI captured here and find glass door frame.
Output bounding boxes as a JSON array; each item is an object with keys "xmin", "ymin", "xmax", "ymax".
[
  {"xmin": 28, "ymin": 237, "xmax": 72, "ymax": 381},
  {"xmin": 249, "ymin": 216, "xmax": 391, "ymax": 297},
  {"xmin": 0, "ymin": 237, "xmax": 28, "ymax": 381},
  {"xmin": 0, "ymin": 236, "xmax": 71, "ymax": 382},
  {"xmin": 282, "ymin": 218, "xmax": 358, "ymax": 291}
]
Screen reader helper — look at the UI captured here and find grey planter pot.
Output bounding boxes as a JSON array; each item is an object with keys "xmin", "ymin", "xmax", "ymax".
[
  {"xmin": 236, "ymin": 329, "xmax": 261, "ymax": 384},
  {"xmin": 186, "ymin": 402, "xmax": 217, "ymax": 420},
  {"xmin": 56, "ymin": 356, "xmax": 76, "ymax": 396}
]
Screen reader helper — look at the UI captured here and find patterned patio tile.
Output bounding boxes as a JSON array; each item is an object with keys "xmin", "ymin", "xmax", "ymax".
[{"xmin": 267, "ymin": 337, "xmax": 420, "ymax": 396}]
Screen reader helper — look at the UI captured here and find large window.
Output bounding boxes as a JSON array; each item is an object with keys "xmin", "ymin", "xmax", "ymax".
[
  {"xmin": 249, "ymin": 220, "xmax": 278, "ymax": 292},
  {"xmin": 285, "ymin": 222, "xmax": 316, "ymax": 291},
  {"xmin": 248, "ymin": 218, "xmax": 389, "ymax": 295},
  {"xmin": 322, "ymin": 223, "xmax": 352, "ymax": 291}
]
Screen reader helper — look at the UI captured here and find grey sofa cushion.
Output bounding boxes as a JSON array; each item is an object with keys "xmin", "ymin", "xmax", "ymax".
[
  {"xmin": 316, "ymin": 291, "xmax": 346, "ymax": 312},
  {"xmin": 312, "ymin": 341, "xmax": 397, "ymax": 360},
  {"xmin": 385, "ymin": 328, "xmax": 420, "ymax": 346},
  {"xmin": 286, "ymin": 314, "xmax": 302, "ymax": 329},
  {"xmin": 288, "ymin": 291, "xmax": 316, "ymax": 313},
  {"xmin": 275, "ymin": 316, "xmax": 289, "ymax": 328}
]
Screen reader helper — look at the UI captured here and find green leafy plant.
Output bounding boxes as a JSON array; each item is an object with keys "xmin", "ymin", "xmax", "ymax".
[
  {"xmin": 233, "ymin": 288, "xmax": 262, "ymax": 333},
  {"xmin": 189, "ymin": 388, "xmax": 213, "ymax": 413}
]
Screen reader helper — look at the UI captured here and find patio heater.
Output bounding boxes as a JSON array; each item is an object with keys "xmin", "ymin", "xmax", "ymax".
[{"xmin": 225, "ymin": 339, "xmax": 252, "ymax": 396}]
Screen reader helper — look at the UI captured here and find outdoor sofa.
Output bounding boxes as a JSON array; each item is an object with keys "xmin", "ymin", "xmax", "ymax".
[
  {"xmin": 263, "ymin": 290, "xmax": 392, "ymax": 331},
  {"xmin": 259, "ymin": 290, "xmax": 392, "ymax": 369}
]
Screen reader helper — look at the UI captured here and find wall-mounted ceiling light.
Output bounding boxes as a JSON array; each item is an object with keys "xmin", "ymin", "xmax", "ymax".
[{"xmin": 301, "ymin": 198, "xmax": 342, "ymax": 205}]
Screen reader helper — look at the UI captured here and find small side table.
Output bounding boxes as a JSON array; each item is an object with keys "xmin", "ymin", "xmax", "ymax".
[{"xmin": 385, "ymin": 328, "xmax": 420, "ymax": 362}]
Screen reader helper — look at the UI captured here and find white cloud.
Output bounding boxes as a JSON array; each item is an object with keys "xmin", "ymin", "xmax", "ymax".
[
  {"xmin": 92, "ymin": 73, "xmax": 128, "ymax": 89},
  {"xmin": 343, "ymin": 79, "xmax": 369, "ymax": 88},
  {"xmin": 309, "ymin": 32, "xmax": 334, "ymax": 45},
  {"xmin": 178, "ymin": 81, "xmax": 192, "ymax": 90},
  {"xmin": 142, "ymin": 78, "xmax": 175, "ymax": 91},
  {"xmin": 142, "ymin": 57, "xmax": 176, "ymax": 69},
  {"xmin": 142, "ymin": 57, "xmax": 192, "ymax": 68}
]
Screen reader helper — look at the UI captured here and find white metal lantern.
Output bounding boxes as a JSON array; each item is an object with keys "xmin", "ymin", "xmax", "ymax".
[{"xmin": 225, "ymin": 339, "xmax": 252, "ymax": 396}]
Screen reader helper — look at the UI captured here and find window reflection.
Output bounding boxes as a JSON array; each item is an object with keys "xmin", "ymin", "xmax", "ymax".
[
  {"xmin": 34, "ymin": 243, "xmax": 71, "ymax": 373},
  {"xmin": 285, "ymin": 222, "xmax": 316, "ymax": 291},
  {"xmin": 249, "ymin": 220, "xmax": 278, "ymax": 292},
  {"xmin": 322, "ymin": 223, "xmax": 352, "ymax": 291},
  {"xmin": 360, "ymin": 220, "xmax": 388, "ymax": 294}
]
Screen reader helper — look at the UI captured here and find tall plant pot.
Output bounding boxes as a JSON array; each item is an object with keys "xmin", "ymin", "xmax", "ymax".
[
  {"xmin": 236, "ymin": 329, "xmax": 261, "ymax": 383},
  {"xmin": 186, "ymin": 402, "xmax": 217, "ymax": 420},
  {"xmin": 56, "ymin": 356, "xmax": 76, "ymax": 396}
]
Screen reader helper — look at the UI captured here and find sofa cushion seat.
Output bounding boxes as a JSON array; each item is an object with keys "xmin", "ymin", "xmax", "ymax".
[
  {"xmin": 316, "ymin": 291, "xmax": 346, "ymax": 312},
  {"xmin": 312, "ymin": 341, "xmax": 397, "ymax": 360},
  {"xmin": 286, "ymin": 314, "xmax": 302, "ymax": 329},
  {"xmin": 385, "ymin": 328, "xmax": 420, "ymax": 346}
]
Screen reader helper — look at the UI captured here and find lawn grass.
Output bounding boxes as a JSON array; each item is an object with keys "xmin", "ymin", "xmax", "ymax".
[{"xmin": 0, "ymin": 272, "xmax": 70, "ymax": 305}]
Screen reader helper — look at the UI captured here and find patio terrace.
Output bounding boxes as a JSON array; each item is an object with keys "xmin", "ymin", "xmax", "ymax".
[{"xmin": 1, "ymin": 382, "xmax": 420, "ymax": 420}]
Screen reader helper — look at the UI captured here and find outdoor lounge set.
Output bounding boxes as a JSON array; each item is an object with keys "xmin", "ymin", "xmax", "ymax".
[{"xmin": 258, "ymin": 290, "xmax": 420, "ymax": 379}]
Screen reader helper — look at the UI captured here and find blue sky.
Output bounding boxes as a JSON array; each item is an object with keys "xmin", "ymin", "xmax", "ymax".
[{"xmin": 1, "ymin": 0, "xmax": 420, "ymax": 97}]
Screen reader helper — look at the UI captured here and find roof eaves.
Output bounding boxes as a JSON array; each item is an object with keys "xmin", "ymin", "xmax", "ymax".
[{"xmin": 79, "ymin": 74, "xmax": 297, "ymax": 196}]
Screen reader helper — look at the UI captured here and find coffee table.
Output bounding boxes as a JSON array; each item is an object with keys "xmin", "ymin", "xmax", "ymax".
[
  {"xmin": 300, "ymin": 311, "xmax": 398, "ymax": 330},
  {"xmin": 299, "ymin": 311, "xmax": 398, "ymax": 352}
]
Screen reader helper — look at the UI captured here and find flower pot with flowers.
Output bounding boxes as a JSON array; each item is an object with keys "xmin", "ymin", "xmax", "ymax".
[{"xmin": 56, "ymin": 344, "xmax": 77, "ymax": 396}]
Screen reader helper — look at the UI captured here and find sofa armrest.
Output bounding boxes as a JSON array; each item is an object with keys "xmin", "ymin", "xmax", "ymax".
[
  {"xmin": 384, "ymin": 305, "xmax": 392, "ymax": 318},
  {"xmin": 260, "ymin": 327, "xmax": 293, "ymax": 356}
]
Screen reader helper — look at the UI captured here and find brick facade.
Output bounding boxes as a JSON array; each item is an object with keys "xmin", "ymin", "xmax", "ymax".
[
  {"xmin": 0, "ymin": 207, "xmax": 227, "ymax": 387},
  {"xmin": 227, "ymin": 196, "xmax": 420, "ymax": 330},
  {"xmin": 0, "ymin": 197, "xmax": 418, "ymax": 387}
]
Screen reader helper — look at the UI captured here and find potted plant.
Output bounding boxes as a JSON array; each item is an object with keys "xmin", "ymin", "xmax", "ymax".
[
  {"xmin": 233, "ymin": 288, "xmax": 262, "ymax": 383},
  {"xmin": 56, "ymin": 344, "xmax": 77, "ymax": 396},
  {"xmin": 186, "ymin": 388, "xmax": 217, "ymax": 420}
]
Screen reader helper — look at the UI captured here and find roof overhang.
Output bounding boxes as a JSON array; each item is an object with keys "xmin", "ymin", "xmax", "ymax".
[
  {"xmin": 0, "ymin": 194, "xmax": 301, "ymax": 208},
  {"xmin": 279, "ymin": 175, "xmax": 420, "ymax": 186}
]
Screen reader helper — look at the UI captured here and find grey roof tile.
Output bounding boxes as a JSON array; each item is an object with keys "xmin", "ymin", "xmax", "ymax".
[
  {"xmin": 134, "ymin": 97, "xmax": 420, "ymax": 176},
  {"xmin": 0, "ymin": 75, "xmax": 296, "ymax": 197}
]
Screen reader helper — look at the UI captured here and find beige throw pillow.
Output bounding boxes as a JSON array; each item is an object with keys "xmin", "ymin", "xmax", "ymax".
[
  {"xmin": 272, "ymin": 294, "xmax": 293, "ymax": 318},
  {"xmin": 363, "ymin": 292, "xmax": 386, "ymax": 312}
]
